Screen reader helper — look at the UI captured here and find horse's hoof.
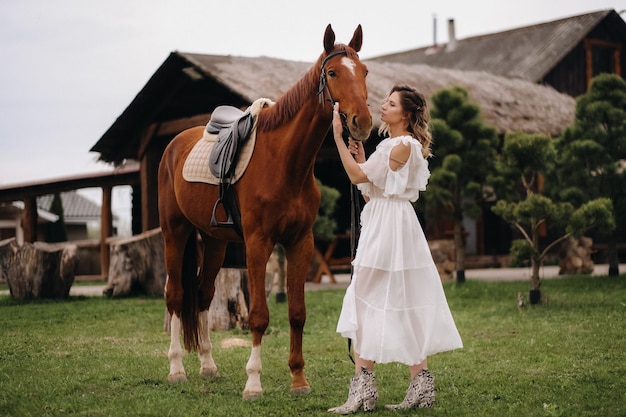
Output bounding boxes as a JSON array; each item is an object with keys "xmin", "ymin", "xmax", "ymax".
[
  {"xmin": 291, "ymin": 385, "xmax": 312, "ymax": 395},
  {"xmin": 242, "ymin": 390, "xmax": 263, "ymax": 401},
  {"xmin": 200, "ymin": 367, "xmax": 219, "ymax": 378},
  {"xmin": 167, "ymin": 373, "xmax": 187, "ymax": 383}
]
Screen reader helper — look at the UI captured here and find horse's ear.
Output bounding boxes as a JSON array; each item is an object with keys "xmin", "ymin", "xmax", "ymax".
[
  {"xmin": 348, "ymin": 24, "xmax": 363, "ymax": 53},
  {"xmin": 324, "ymin": 24, "xmax": 336, "ymax": 53}
]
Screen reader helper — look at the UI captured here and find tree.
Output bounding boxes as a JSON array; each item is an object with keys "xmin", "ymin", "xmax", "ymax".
[
  {"xmin": 491, "ymin": 132, "xmax": 615, "ymax": 303},
  {"xmin": 45, "ymin": 192, "xmax": 68, "ymax": 243},
  {"xmin": 313, "ymin": 178, "xmax": 340, "ymax": 242},
  {"xmin": 551, "ymin": 74, "xmax": 626, "ymax": 276},
  {"xmin": 427, "ymin": 86, "xmax": 499, "ymax": 282}
]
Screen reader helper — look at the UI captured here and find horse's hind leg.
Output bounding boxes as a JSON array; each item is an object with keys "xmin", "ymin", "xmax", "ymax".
[
  {"xmin": 164, "ymin": 227, "xmax": 194, "ymax": 383},
  {"xmin": 198, "ymin": 310, "xmax": 218, "ymax": 377},
  {"xmin": 168, "ymin": 311, "xmax": 187, "ymax": 382},
  {"xmin": 197, "ymin": 233, "xmax": 227, "ymax": 378},
  {"xmin": 163, "ymin": 225, "xmax": 194, "ymax": 383}
]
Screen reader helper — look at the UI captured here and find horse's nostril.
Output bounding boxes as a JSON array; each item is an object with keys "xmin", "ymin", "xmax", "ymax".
[{"xmin": 352, "ymin": 115, "xmax": 358, "ymax": 126}]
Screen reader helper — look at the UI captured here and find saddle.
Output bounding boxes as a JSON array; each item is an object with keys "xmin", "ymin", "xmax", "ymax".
[{"xmin": 207, "ymin": 105, "xmax": 257, "ymax": 236}]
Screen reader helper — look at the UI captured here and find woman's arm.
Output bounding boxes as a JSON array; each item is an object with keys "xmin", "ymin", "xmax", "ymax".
[
  {"xmin": 332, "ymin": 103, "xmax": 369, "ymax": 185},
  {"xmin": 388, "ymin": 142, "xmax": 411, "ymax": 171}
]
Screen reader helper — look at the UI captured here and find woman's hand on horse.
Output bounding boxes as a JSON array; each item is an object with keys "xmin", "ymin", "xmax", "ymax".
[{"xmin": 332, "ymin": 103, "xmax": 343, "ymax": 141}]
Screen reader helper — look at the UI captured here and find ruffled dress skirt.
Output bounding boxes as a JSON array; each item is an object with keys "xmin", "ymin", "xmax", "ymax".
[{"xmin": 336, "ymin": 197, "xmax": 463, "ymax": 365}]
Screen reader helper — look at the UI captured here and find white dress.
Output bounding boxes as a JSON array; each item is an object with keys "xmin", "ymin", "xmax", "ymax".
[{"xmin": 336, "ymin": 135, "xmax": 463, "ymax": 365}]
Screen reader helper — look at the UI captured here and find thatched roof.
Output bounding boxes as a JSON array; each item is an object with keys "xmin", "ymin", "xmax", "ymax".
[
  {"xmin": 92, "ymin": 51, "xmax": 575, "ymax": 164},
  {"xmin": 184, "ymin": 52, "xmax": 575, "ymax": 136}
]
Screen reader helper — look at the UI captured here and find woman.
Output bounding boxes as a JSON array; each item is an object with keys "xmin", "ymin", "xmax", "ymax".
[{"xmin": 328, "ymin": 85, "xmax": 463, "ymax": 414}]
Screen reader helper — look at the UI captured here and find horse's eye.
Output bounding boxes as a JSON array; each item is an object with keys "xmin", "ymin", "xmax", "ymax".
[
  {"xmin": 328, "ymin": 70, "xmax": 336, "ymax": 78},
  {"xmin": 365, "ymin": 70, "xmax": 369, "ymax": 77}
]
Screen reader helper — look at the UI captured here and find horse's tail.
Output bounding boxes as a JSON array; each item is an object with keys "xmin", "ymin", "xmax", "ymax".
[{"xmin": 181, "ymin": 231, "xmax": 201, "ymax": 352}]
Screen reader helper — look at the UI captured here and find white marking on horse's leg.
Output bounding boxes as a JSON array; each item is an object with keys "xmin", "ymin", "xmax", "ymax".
[
  {"xmin": 198, "ymin": 310, "xmax": 218, "ymax": 377},
  {"xmin": 342, "ymin": 57, "xmax": 356, "ymax": 75},
  {"xmin": 243, "ymin": 345, "xmax": 263, "ymax": 400},
  {"xmin": 167, "ymin": 313, "xmax": 187, "ymax": 382}
]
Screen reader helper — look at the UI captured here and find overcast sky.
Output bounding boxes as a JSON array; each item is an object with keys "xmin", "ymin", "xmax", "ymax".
[{"xmin": 1, "ymin": 0, "xmax": 624, "ymax": 203}]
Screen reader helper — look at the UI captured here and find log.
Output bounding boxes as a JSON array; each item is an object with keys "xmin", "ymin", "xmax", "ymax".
[
  {"xmin": 0, "ymin": 238, "xmax": 77, "ymax": 299},
  {"xmin": 429, "ymin": 239, "xmax": 455, "ymax": 280},
  {"xmin": 0, "ymin": 238, "xmax": 15, "ymax": 283},
  {"xmin": 104, "ymin": 228, "xmax": 166, "ymax": 297},
  {"xmin": 559, "ymin": 236, "xmax": 594, "ymax": 275}
]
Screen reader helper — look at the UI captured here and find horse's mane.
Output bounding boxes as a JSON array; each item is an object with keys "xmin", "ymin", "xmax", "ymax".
[{"xmin": 256, "ymin": 46, "xmax": 351, "ymax": 133}]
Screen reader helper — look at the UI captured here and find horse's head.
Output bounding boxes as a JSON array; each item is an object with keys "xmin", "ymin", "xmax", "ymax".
[{"xmin": 318, "ymin": 24, "xmax": 372, "ymax": 141}]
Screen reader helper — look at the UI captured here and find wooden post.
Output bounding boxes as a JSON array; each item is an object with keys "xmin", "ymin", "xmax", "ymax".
[
  {"xmin": 100, "ymin": 185, "xmax": 113, "ymax": 279},
  {"xmin": 22, "ymin": 197, "xmax": 37, "ymax": 243},
  {"xmin": 139, "ymin": 131, "xmax": 163, "ymax": 232}
]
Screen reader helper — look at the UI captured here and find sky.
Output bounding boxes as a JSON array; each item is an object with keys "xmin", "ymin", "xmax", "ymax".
[{"xmin": 1, "ymin": 0, "xmax": 625, "ymax": 219}]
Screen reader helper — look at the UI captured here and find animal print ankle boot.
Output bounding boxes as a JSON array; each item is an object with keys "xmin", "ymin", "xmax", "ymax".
[
  {"xmin": 328, "ymin": 367, "xmax": 378, "ymax": 414},
  {"xmin": 385, "ymin": 368, "xmax": 435, "ymax": 409}
]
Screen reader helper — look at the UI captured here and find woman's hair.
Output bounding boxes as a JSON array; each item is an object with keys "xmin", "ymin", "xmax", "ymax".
[{"xmin": 378, "ymin": 84, "xmax": 432, "ymax": 158}]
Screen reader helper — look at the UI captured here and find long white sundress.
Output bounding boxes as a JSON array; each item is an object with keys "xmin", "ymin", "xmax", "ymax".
[{"xmin": 336, "ymin": 135, "xmax": 463, "ymax": 365}]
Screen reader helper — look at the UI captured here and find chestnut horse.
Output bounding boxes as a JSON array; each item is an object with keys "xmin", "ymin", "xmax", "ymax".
[{"xmin": 158, "ymin": 24, "xmax": 371, "ymax": 399}]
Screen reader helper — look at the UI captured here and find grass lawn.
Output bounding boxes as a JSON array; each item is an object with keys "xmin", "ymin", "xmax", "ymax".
[{"xmin": 0, "ymin": 275, "xmax": 624, "ymax": 416}]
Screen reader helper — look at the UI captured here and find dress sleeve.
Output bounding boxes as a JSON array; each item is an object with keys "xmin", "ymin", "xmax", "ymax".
[{"xmin": 357, "ymin": 137, "xmax": 430, "ymax": 200}]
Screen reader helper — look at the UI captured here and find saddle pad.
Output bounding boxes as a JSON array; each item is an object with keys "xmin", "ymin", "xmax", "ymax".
[
  {"xmin": 182, "ymin": 98, "xmax": 274, "ymax": 185},
  {"xmin": 182, "ymin": 128, "xmax": 257, "ymax": 185}
]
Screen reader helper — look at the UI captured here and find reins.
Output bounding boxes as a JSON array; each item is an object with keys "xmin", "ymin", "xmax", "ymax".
[
  {"xmin": 318, "ymin": 48, "xmax": 362, "ymax": 364},
  {"xmin": 347, "ymin": 179, "xmax": 361, "ymax": 364}
]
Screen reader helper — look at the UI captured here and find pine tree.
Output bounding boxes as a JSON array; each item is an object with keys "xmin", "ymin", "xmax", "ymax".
[
  {"xmin": 45, "ymin": 192, "xmax": 68, "ymax": 243},
  {"xmin": 427, "ymin": 86, "xmax": 499, "ymax": 282},
  {"xmin": 491, "ymin": 132, "xmax": 615, "ymax": 303},
  {"xmin": 313, "ymin": 178, "xmax": 340, "ymax": 242},
  {"xmin": 552, "ymin": 74, "xmax": 626, "ymax": 276}
]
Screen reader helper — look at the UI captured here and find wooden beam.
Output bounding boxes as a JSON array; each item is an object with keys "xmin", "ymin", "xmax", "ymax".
[
  {"xmin": 156, "ymin": 113, "xmax": 211, "ymax": 137},
  {"xmin": 0, "ymin": 165, "xmax": 140, "ymax": 203}
]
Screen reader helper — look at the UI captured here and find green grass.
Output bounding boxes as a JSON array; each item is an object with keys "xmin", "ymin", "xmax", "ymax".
[{"xmin": 0, "ymin": 276, "xmax": 625, "ymax": 416}]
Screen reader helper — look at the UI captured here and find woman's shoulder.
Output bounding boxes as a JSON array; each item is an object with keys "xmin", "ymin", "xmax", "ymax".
[{"xmin": 383, "ymin": 136, "xmax": 423, "ymax": 155}]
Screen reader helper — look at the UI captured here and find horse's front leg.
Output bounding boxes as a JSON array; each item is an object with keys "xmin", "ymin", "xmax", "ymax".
[
  {"xmin": 243, "ymin": 241, "xmax": 274, "ymax": 400},
  {"xmin": 284, "ymin": 234, "xmax": 314, "ymax": 394}
]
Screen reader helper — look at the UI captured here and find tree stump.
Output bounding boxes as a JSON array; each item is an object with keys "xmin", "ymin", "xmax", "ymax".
[
  {"xmin": 559, "ymin": 236, "xmax": 594, "ymax": 275},
  {"xmin": 0, "ymin": 238, "xmax": 15, "ymax": 284},
  {"xmin": 104, "ymin": 228, "xmax": 166, "ymax": 297},
  {"xmin": 429, "ymin": 239, "xmax": 455, "ymax": 280},
  {"xmin": 0, "ymin": 238, "xmax": 77, "ymax": 299},
  {"xmin": 163, "ymin": 267, "xmax": 274, "ymax": 332}
]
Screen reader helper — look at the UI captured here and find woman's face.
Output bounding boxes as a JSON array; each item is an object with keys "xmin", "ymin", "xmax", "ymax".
[{"xmin": 380, "ymin": 91, "xmax": 406, "ymax": 126}]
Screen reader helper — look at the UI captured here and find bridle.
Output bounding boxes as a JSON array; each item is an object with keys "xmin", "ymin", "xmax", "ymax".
[
  {"xmin": 318, "ymin": 49, "xmax": 351, "ymax": 138},
  {"xmin": 317, "ymin": 49, "xmax": 347, "ymax": 106}
]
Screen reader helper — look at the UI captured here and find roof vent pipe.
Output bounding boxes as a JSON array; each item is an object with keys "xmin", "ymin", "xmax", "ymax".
[{"xmin": 446, "ymin": 18, "xmax": 457, "ymax": 52}]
